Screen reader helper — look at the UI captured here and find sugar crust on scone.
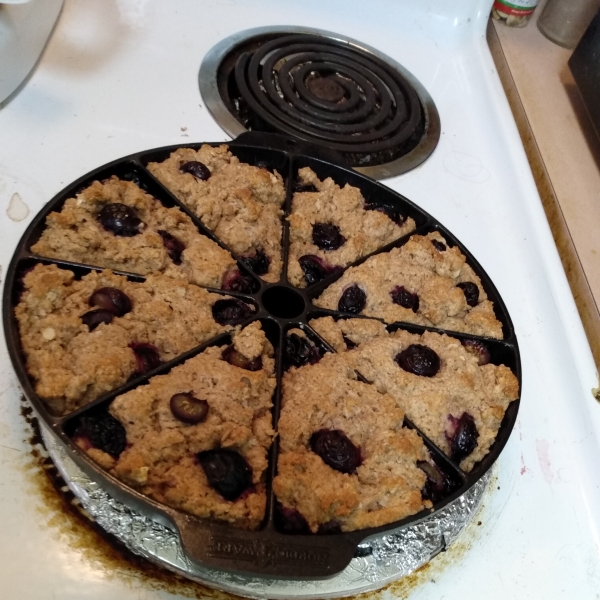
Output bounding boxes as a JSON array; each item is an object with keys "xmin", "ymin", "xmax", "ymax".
[
  {"xmin": 287, "ymin": 167, "xmax": 415, "ymax": 287},
  {"xmin": 31, "ymin": 176, "xmax": 235, "ymax": 289},
  {"xmin": 147, "ymin": 145, "xmax": 285, "ymax": 282},
  {"xmin": 314, "ymin": 232, "xmax": 503, "ymax": 339}
]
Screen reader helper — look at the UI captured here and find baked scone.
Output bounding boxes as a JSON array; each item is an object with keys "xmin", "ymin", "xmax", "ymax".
[
  {"xmin": 76, "ymin": 322, "xmax": 276, "ymax": 530},
  {"xmin": 287, "ymin": 167, "xmax": 415, "ymax": 287},
  {"xmin": 313, "ymin": 232, "xmax": 504, "ymax": 339},
  {"xmin": 147, "ymin": 145, "xmax": 285, "ymax": 283},
  {"xmin": 15, "ymin": 264, "xmax": 254, "ymax": 413},
  {"xmin": 273, "ymin": 351, "xmax": 431, "ymax": 532},
  {"xmin": 31, "ymin": 176, "xmax": 236, "ymax": 289},
  {"xmin": 337, "ymin": 327, "xmax": 519, "ymax": 472}
]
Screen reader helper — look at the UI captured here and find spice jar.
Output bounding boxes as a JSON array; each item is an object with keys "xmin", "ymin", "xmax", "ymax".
[{"xmin": 492, "ymin": 0, "xmax": 540, "ymax": 27}]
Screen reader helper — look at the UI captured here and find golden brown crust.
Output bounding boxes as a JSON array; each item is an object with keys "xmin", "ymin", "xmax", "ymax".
[
  {"xmin": 147, "ymin": 145, "xmax": 285, "ymax": 282},
  {"xmin": 314, "ymin": 232, "xmax": 503, "ymax": 338},
  {"xmin": 31, "ymin": 176, "xmax": 235, "ymax": 288},
  {"xmin": 287, "ymin": 167, "xmax": 415, "ymax": 287}
]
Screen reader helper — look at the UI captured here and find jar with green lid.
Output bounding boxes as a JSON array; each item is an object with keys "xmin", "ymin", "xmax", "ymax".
[{"xmin": 492, "ymin": 0, "xmax": 540, "ymax": 27}]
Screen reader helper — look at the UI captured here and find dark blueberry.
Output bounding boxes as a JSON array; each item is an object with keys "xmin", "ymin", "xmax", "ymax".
[
  {"xmin": 170, "ymin": 392, "xmax": 208, "ymax": 424},
  {"xmin": 79, "ymin": 413, "xmax": 126, "ymax": 457},
  {"xmin": 318, "ymin": 520, "xmax": 342, "ymax": 534},
  {"xmin": 312, "ymin": 223, "xmax": 346, "ymax": 251},
  {"xmin": 284, "ymin": 333, "xmax": 322, "ymax": 368},
  {"xmin": 338, "ymin": 285, "xmax": 366, "ymax": 314},
  {"xmin": 461, "ymin": 339, "xmax": 491, "ymax": 366},
  {"xmin": 298, "ymin": 255, "xmax": 342, "ymax": 286},
  {"xmin": 97, "ymin": 203, "xmax": 142, "ymax": 237},
  {"xmin": 365, "ymin": 202, "xmax": 407, "ymax": 226},
  {"xmin": 457, "ymin": 282, "xmax": 479, "ymax": 307},
  {"xmin": 395, "ymin": 344, "xmax": 440, "ymax": 377},
  {"xmin": 221, "ymin": 345, "xmax": 262, "ymax": 371},
  {"xmin": 180, "ymin": 160, "xmax": 211, "ymax": 181},
  {"xmin": 418, "ymin": 459, "xmax": 456, "ymax": 503},
  {"xmin": 81, "ymin": 308, "xmax": 114, "ymax": 331},
  {"xmin": 342, "ymin": 334, "xmax": 357, "ymax": 349},
  {"xmin": 89, "ymin": 287, "xmax": 132, "ymax": 316},
  {"xmin": 197, "ymin": 448, "xmax": 252, "ymax": 501},
  {"xmin": 432, "ymin": 239, "xmax": 446, "ymax": 252},
  {"xmin": 446, "ymin": 413, "xmax": 479, "ymax": 463},
  {"xmin": 221, "ymin": 268, "xmax": 259, "ymax": 293},
  {"xmin": 293, "ymin": 180, "xmax": 318, "ymax": 193},
  {"xmin": 157, "ymin": 230, "xmax": 185, "ymax": 265},
  {"xmin": 242, "ymin": 249, "xmax": 270, "ymax": 276},
  {"xmin": 211, "ymin": 299, "xmax": 254, "ymax": 325},
  {"xmin": 274, "ymin": 502, "xmax": 310, "ymax": 534},
  {"xmin": 129, "ymin": 342, "xmax": 162, "ymax": 375},
  {"xmin": 390, "ymin": 285, "xmax": 419, "ymax": 312},
  {"xmin": 310, "ymin": 429, "xmax": 361, "ymax": 474}
]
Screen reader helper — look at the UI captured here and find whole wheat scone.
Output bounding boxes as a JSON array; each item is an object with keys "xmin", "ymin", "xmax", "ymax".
[
  {"xmin": 287, "ymin": 167, "xmax": 415, "ymax": 287},
  {"xmin": 314, "ymin": 232, "xmax": 504, "ymax": 339},
  {"xmin": 340, "ymin": 328, "xmax": 519, "ymax": 472},
  {"xmin": 31, "ymin": 176, "xmax": 235, "ymax": 289},
  {"xmin": 273, "ymin": 351, "xmax": 431, "ymax": 532},
  {"xmin": 309, "ymin": 316, "xmax": 388, "ymax": 353},
  {"xmin": 15, "ymin": 264, "xmax": 252, "ymax": 414},
  {"xmin": 147, "ymin": 145, "xmax": 285, "ymax": 282},
  {"xmin": 79, "ymin": 323, "xmax": 276, "ymax": 530}
]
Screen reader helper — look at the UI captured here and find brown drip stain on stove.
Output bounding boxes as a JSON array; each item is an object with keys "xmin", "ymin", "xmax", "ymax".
[{"xmin": 19, "ymin": 396, "xmax": 489, "ymax": 600}]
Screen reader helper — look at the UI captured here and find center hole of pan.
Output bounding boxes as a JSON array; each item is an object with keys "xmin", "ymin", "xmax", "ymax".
[{"xmin": 262, "ymin": 286, "xmax": 305, "ymax": 319}]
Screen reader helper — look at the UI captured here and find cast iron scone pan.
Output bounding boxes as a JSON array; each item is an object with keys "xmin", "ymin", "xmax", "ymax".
[{"xmin": 3, "ymin": 132, "xmax": 521, "ymax": 579}]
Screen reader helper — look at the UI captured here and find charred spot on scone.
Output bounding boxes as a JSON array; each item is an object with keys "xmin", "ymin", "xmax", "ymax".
[
  {"xmin": 446, "ymin": 413, "xmax": 479, "ymax": 463},
  {"xmin": 390, "ymin": 285, "xmax": 419, "ymax": 313},
  {"xmin": 338, "ymin": 284, "xmax": 366, "ymax": 314},
  {"xmin": 97, "ymin": 203, "xmax": 143, "ymax": 237},
  {"xmin": 274, "ymin": 502, "xmax": 311, "ymax": 534},
  {"xmin": 395, "ymin": 344, "xmax": 440, "ymax": 377},
  {"xmin": 198, "ymin": 448, "xmax": 253, "ymax": 501},
  {"xmin": 284, "ymin": 333, "xmax": 323, "ymax": 369},
  {"xmin": 75, "ymin": 412, "xmax": 127, "ymax": 458},
  {"xmin": 312, "ymin": 223, "xmax": 346, "ymax": 251},
  {"xmin": 310, "ymin": 429, "xmax": 362, "ymax": 474},
  {"xmin": 221, "ymin": 345, "xmax": 263, "ymax": 371},
  {"xmin": 298, "ymin": 255, "xmax": 342, "ymax": 286},
  {"xmin": 157, "ymin": 230, "xmax": 185, "ymax": 265},
  {"xmin": 211, "ymin": 298, "xmax": 254, "ymax": 325},
  {"xmin": 457, "ymin": 282, "xmax": 479, "ymax": 307},
  {"xmin": 170, "ymin": 392, "xmax": 209, "ymax": 424}
]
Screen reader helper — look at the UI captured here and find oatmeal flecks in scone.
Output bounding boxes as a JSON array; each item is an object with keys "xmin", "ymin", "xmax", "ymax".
[
  {"xmin": 147, "ymin": 145, "xmax": 285, "ymax": 283},
  {"xmin": 309, "ymin": 316, "xmax": 388, "ymax": 353},
  {"xmin": 287, "ymin": 167, "xmax": 415, "ymax": 288},
  {"xmin": 314, "ymin": 232, "xmax": 504, "ymax": 339},
  {"xmin": 273, "ymin": 352, "xmax": 431, "ymax": 532},
  {"xmin": 31, "ymin": 176, "xmax": 235, "ymax": 289},
  {"xmin": 15, "ymin": 264, "xmax": 252, "ymax": 414},
  {"xmin": 342, "ymin": 329, "xmax": 519, "ymax": 472},
  {"xmin": 78, "ymin": 322, "xmax": 276, "ymax": 530}
]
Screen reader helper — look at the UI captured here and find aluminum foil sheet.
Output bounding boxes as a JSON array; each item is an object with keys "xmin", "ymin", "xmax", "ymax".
[{"xmin": 41, "ymin": 423, "xmax": 490, "ymax": 599}]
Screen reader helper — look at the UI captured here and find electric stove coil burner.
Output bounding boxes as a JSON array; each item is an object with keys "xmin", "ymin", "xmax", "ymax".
[
  {"xmin": 234, "ymin": 35, "xmax": 423, "ymax": 167},
  {"xmin": 200, "ymin": 27, "xmax": 441, "ymax": 179}
]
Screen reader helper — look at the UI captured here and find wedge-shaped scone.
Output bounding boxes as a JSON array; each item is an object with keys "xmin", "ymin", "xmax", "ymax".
[
  {"xmin": 77, "ymin": 322, "xmax": 276, "ymax": 530},
  {"xmin": 31, "ymin": 176, "xmax": 235, "ymax": 289},
  {"xmin": 287, "ymin": 167, "xmax": 415, "ymax": 287},
  {"xmin": 15, "ymin": 264, "xmax": 254, "ymax": 413},
  {"xmin": 340, "ymin": 328, "xmax": 519, "ymax": 472},
  {"xmin": 314, "ymin": 232, "xmax": 503, "ymax": 339},
  {"xmin": 148, "ymin": 145, "xmax": 285, "ymax": 283},
  {"xmin": 273, "ymin": 351, "xmax": 431, "ymax": 532}
]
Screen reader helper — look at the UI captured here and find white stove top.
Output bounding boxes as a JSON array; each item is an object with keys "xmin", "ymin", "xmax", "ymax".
[{"xmin": 2, "ymin": 1, "xmax": 600, "ymax": 598}]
